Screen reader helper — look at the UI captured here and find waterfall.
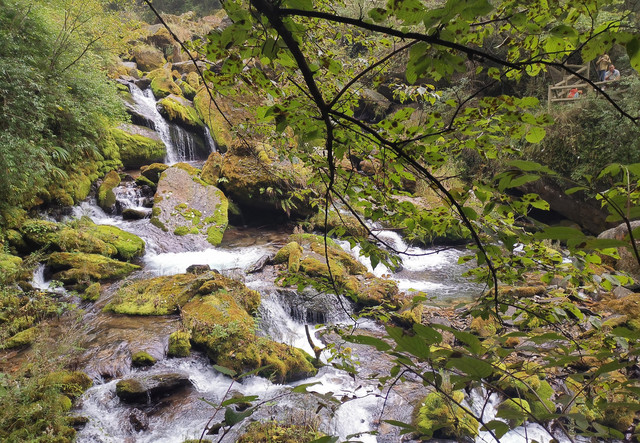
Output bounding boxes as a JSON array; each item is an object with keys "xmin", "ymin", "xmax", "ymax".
[
  {"xmin": 204, "ymin": 126, "xmax": 217, "ymax": 153},
  {"xmin": 128, "ymin": 84, "xmax": 177, "ymax": 163}
]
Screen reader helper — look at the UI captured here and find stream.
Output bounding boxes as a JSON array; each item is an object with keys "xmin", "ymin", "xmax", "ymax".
[{"xmin": 33, "ymin": 84, "xmax": 569, "ymax": 443}]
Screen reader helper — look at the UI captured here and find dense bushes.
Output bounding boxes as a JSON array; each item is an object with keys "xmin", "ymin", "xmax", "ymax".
[{"xmin": 0, "ymin": 0, "xmax": 127, "ymax": 221}]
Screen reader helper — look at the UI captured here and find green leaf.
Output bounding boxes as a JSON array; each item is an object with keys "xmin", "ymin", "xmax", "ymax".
[
  {"xmin": 582, "ymin": 238, "xmax": 628, "ymax": 250},
  {"xmin": 310, "ymin": 437, "xmax": 339, "ymax": 443},
  {"xmin": 221, "ymin": 395, "xmax": 259, "ymax": 406},
  {"xmin": 481, "ymin": 420, "xmax": 510, "ymax": 438},
  {"xmin": 292, "ymin": 382, "xmax": 322, "ymax": 393},
  {"xmin": 507, "ymin": 159, "xmax": 553, "ymax": 174},
  {"xmin": 534, "ymin": 226, "xmax": 585, "ymax": 241},
  {"xmin": 283, "ymin": 0, "xmax": 313, "ymax": 10},
  {"xmin": 566, "ymin": 186, "xmax": 588, "ymax": 195},
  {"xmin": 224, "ymin": 406, "xmax": 253, "ymax": 426},
  {"xmin": 446, "ymin": 356, "xmax": 494, "ymax": 378},
  {"xmin": 345, "ymin": 334, "xmax": 392, "ymax": 351},
  {"xmin": 213, "ymin": 364, "xmax": 237, "ymax": 377},
  {"xmin": 412, "ymin": 323, "xmax": 443, "ymax": 345},
  {"xmin": 550, "ymin": 24, "xmax": 577, "ymax": 38},
  {"xmin": 386, "ymin": 326, "xmax": 431, "ymax": 360},
  {"xmin": 525, "ymin": 126, "xmax": 546, "ymax": 143},
  {"xmin": 626, "ymin": 36, "xmax": 640, "ymax": 74}
]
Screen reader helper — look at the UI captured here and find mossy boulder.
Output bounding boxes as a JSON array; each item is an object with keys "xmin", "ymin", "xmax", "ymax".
[
  {"xmin": 115, "ymin": 372, "xmax": 191, "ymax": 403},
  {"xmin": 57, "ymin": 226, "xmax": 118, "ymax": 257},
  {"xmin": 200, "ymin": 152, "xmax": 223, "ymax": 185},
  {"xmin": 48, "ymin": 252, "xmax": 139, "ymax": 284},
  {"xmin": 86, "ymin": 224, "xmax": 145, "ymax": 261},
  {"xmin": 132, "ymin": 351, "xmax": 157, "ymax": 367},
  {"xmin": 98, "ymin": 170, "xmax": 121, "ymax": 212},
  {"xmin": 306, "ymin": 210, "xmax": 368, "ymax": 238},
  {"xmin": 44, "ymin": 371, "xmax": 93, "ymax": 399},
  {"xmin": 148, "ymin": 67, "xmax": 182, "ymax": 99},
  {"xmin": 140, "ymin": 163, "xmax": 169, "ymax": 183},
  {"xmin": 131, "ymin": 44, "xmax": 166, "ymax": 72},
  {"xmin": 415, "ymin": 390, "xmax": 479, "ymax": 440},
  {"xmin": 112, "ymin": 124, "xmax": 166, "ymax": 169},
  {"xmin": 0, "ymin": 253, "xmax": 23, "ymax": 285},
  {"xmin": 182, "ymin": 294, "xmax": 316, "ymax": 383},
  {"xmin": 82, "ymin": 282, "xmax": 101, "ymax": 301},
  {"xmin": 2, "ymin": 326, "xmax": 38, "ymax": 349},
  {"xmin": 158, "ymin": 95, "xmax": 203, "ymax": 129},
  {"xmin": 237, "ymin": 421, "xmax": 322, "ymax": 443},
  {"xmin": 216, "ymin": 143, "xmax": 316, "ymax": 219},
  {"xmin": 152, "ymin": 165, "xmax": 228, "ymax": 246},
  {"xmin": 168, "ymin": 331, "xmax": 191, "ymax": 357},
  {"xmin": 193, "ymin": 88, "xmax": 233, "ymax": 149},
  {"xmin": 275, "ymin": 234, "xmax": 401, "ymax": 308},
  {"xmin": 20, "ymin": 219, "xmax": 60, "ymax": 248}
]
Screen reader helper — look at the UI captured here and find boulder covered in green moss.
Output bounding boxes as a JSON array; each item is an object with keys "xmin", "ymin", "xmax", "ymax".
[
  {"xmin": 140, "ymin": 163, "xmax": 169, "ymax": 183},
  {"xmin": 275, "ymin": 234, "xmax": 402, "ymax": 308},
  {"xmin": 131, "ymin": 44, "xmax": 166, "ymax": 72},
  {"xmin": 415, "ymin": 390, "xmax": 479, "ymax": 440},
  {"xmin": 82, "ymin": 282, "xmax": 101, "ymax": 301},
  {"xmin": 2, "ymin": 326, "xmax": 38, "ymax": 349},
  {"xmin": 48, "ymin": 252, "xmax": 140, "ymax": 284},
  {"xmin": 86, "ymin": 224, "xmax": 145, "ymax": 261},
  {"xmin": 215, "ymin": 143, "xmax": 316, "ymax": 219},
  {"xmin": 151, "ymin": 164, "xmax": 228, "ymax": 245},
  {"xmin": 158, "ymin": 94, "xmax": 203, "ymax": 129},
  {"xmin": 20, "ymin": 219, "xmax": 60, "ymax": 249},
  {"xmin": 182, "ymin": 294, "xmax": 316, "ymax": 383},
  {"xmin": 112, "ymin": 124, "xmax": 166, "ymax": 169},
  {"xmin": 0, "ymin": 252, "xmax": 24, "ymax": 285},
  {"xmin": 98, "ymin": 170, "xmax": 121, "ymax": 212},
  {"xmin": 168, "ymin": 331, "xmax": 191, "ymax": 357},
  {"xmin": 148, "ymin": 67, "xmax": 182, "ymax": 99},
  {"xmin": 132, "ymin": 351, "xmax": 157, "ymax": 367}
]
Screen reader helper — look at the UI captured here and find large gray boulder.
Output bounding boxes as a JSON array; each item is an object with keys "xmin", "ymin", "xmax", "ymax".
[
  {"xmin": 598, "ymin": 220, "xmax": 640, "ymax": 277},
  {"xmin": 151, "ymin": 164, "xmax": 228, "ymax": 245}
]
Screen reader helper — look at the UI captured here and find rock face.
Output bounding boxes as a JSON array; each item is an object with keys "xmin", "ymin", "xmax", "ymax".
[
  {"xmin": 115, "ymin": 372, "xmax": 192, "ymax": 403},
  {"xmin": 151, "ymin": 164, "xmax": 228, "ymax": 246}
]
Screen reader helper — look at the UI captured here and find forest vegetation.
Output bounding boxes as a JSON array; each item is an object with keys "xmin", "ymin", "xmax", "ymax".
[{"xmin": 3, "ymin": 0, "xmax": 640, "ymax": 441}]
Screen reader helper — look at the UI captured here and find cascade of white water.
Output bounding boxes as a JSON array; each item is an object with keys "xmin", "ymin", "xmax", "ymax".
[
  {"xmin": 128, "ymin": 84, "xmax": 178, "ymax": 164},
  {"xmin": 204, "ymin": 126, "xmax": 217, "ymax": 153}
]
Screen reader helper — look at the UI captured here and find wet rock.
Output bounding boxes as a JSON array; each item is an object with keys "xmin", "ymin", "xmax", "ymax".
[
  {"xmin": 122, "ymin": 208, "xmax": 150, "ymax": 220},
  {"xmin": 151, "ymin": 164, "xmax": 228, "ymax": 246},
  {"xmin": 112, "ymin": 124, "xmax": 167, "ymax": 169},
  {"xmin": 115, "ymin": 372, "xmax": 192, "ymax": 403},
  {"xmin": 98, "ymin": 170, "xmax": 121, "ymax": 213},
  {"xmin": 186, "ymin": 264, "xmax": 211, "ymax": 274},
  {"xmin": 131, "ymin": 351, "xmax": 157, "ymax": 368},
  {"xmin": 246, "ymin": 254, "xmax": 273, "ymax": 274},
  {"xmin": 129, "ymin": 408, "xmax": 149, "ymax": 431},
  {"xmin": 140, "ymin": 163, "xmax": 169, "ymax": 184},
  {"xmin": 157, "ymin": 94, "xmax": 203, "ymax": 129},
  {"xmin": 48, "ymin": 252, "xmax": 140, "ymax": 284}
]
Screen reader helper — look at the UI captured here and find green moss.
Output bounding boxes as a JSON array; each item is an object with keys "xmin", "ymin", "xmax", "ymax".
[
  {"xmin": 132, "ymin": 351, "xmax": 157, "ymax": 367},
  {"xmin": 112, "ymin": 127, "xmax": 166, "ymax": 169},
  {"xmin": 193, "ymin": 89, "xmax": 233, "ymax": 149},
  {"xmin": 48, "ymin": 252, "xmax": 139, "ymax": 284},
  {"xmin": 44, "ymin": 371, "xmax": 92, "ymax": 399},
  {"xmin": 0, "ymin": 253, "xmax": 23, "ymax": 284},
  {"xmin": 135, "ymin": 174, "xmax": 157, "ymax": 190},
  {"xmin": 200, "ymin": 152, "xmax": 223, "ymax": 185},
  {"xmin": 20, "ymin": 219, "xmax": 60, "ymax": 248},
  {"xmin": 168, "ymin": 331, "xmax": 191, "ymax": 357},
  {"xmin": 141, "ymin": 163, "xmax": 169, "ymax": 183},
  {"xmin": 470, "ymin": 315, "xmax": 500, "ymax": 337},
  {"xmin": 2, "ymin": 326, "xmax": 38, "ymax": 349},
  {"xmin": 206, "ymin": 195, "xmax": 228, "ymax": 245},
  {"xmin": 307, "ymin": 211, "xmax": 368, "ymax": 238},
  {"xmin": 274, "ymin": 242, "xmax": 303, "ymax": 272},
  {"xmin": 148, "ymin": 67, "xmax": 182, "ymax": 98},
  {"xmin": 179, "ymin": 80, "xmax": 197, "ymax": 100},
  {"xmin": 104, "ymin": 273, "xmax": 201, "ymax": 315},
  {"xmin": 57, "ymin": 227, "xmax": 118, "ymax": 257},
  {"xmin": 88, "ymin": 224, "xmax": 145, "ymax": 261},
  {"xmin": 174, "ymin": 226, "xmax": 190, "ymax": 236},
  {"xmin": 82, "ymin": 282, "xmax": 101, "ymax": 301},
  {"xmin": 237, "ymin": 421, "xmax": 322, "ymax": 443},
  {"xmin": 98, "ymin": 170, "xmax": 121, "ymax": 211},
  {"xmin": 415, "ymin": 390, "xmax": 479, "ymax": 440},
  {"xmin": 158, "ymin": 96, "xmax": 203, "ymax": 128}
]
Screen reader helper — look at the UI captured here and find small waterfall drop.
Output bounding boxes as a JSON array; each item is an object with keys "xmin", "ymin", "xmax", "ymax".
[
  {"xmin": 128, "ymin": 84, "xmax": 177, "ymax": 163},
  {"xmin": 204, "ymin": 126, "xmax": 217, "ymax": 153}
]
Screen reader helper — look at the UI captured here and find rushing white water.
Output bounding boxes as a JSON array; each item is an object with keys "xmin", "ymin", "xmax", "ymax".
[
  {"xmin": 204, "ymin": 126, "xmax": 217, "ymax": 153},
  {"xmin": 128, "ymin": 84, "xmax": 177, "ymax": 164},
  {"xmin": 31, "ymin": 264, "xmax": 66, "ymax": 294},
  {"xmin": 143, "ymin": 247, "xmax": 272, "ymax": 276}
]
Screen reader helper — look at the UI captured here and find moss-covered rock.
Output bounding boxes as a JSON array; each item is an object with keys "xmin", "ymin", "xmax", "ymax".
[
  {"xmin": 0, "ymin": 253, "xmax": 23, "ymax": 285},
  {"xmin": 275, "ymin": 234, "xmax": 401, "ymax": 309},
  {"xmin": 148, "ymin": 67, "xmax": 182, "ymax": 99},
  {"xmin": 237, "ymin": 421, "xmax": 322, "ymax": 443},
  {"xmin": 87, "ymin": 224, "xmax": 145, "ymax": 261},
  {"xmin": 152, "ymin": 165, "xmax": 228, "ymax": 246},
  {"xmin": 135, "ymin": 174, "xmax": 157, "ymax": 190},
  {"xmin": 44, "ymin": 371, "xmax": 93, "ymax": 399},
  {"xmin": 57, "ymin": 226, "xmax": 118, "ymax": 257},
  {"xmin": 98, "ymin": 170, "xmax": 121, "ymax": 212},
  {"xmin": 112, "ymin": 124, "xmax": 166, "ymax": 169},
  {"xmin": 2, "ymin": 326, "xmax": 38, "ymax": 349},
  {"xmin": 415, "ymin": 390, "xmax": 479, "ymax": 440},
  {"xmin": 131, "ymin": 44, "xmax": 166, "ymax": 72},
  {"xmin": 193, "ymin": 88, "xmax": 233, "ymax": 149},
  {"xmin": 200, "ymin": 152, "xmax": 223, "ymax": 185},
  {"xmin": 158, "ymin": 95, "xmax": 203, "ymax": 129},
  {"xmin": 116, "ymin": 372, "xmax": 191, "ymax": 403},
  {"xmin": 48, "ymin": 252, "xmax": 139, "ymax": 284},
  {"xmin": 82, "ymin": 282, "xmax": 101, "ymax": 301},
  {"xmin": 132, "ymin": 351, "xmax": 157, "ymax": 367},
  {"xmin": 168, "ymin": 331, "xmax": 191, "ymax": 357},
  {"xmin": 20, "ymin": 219, "xmax": 60, "ymax": 248},
  {"xmin": 306, "ymin": 210, "xmax": 368, "ymax": 238},
  {"xmin": 183, "ymin": 294, "xmax": 316, "ymax": 383},
  {"xmin": 140, "ymin": 163, "xmax": 169, "ymax": 183}
]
